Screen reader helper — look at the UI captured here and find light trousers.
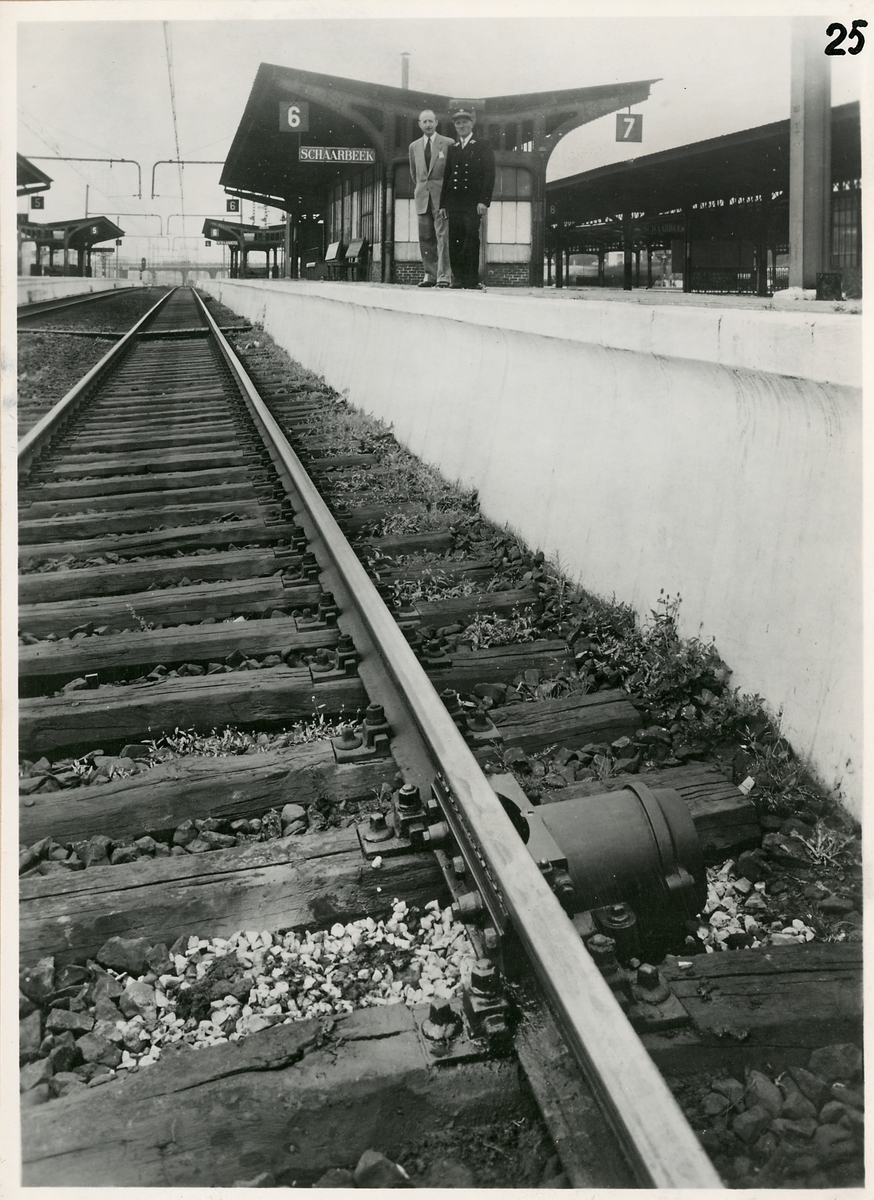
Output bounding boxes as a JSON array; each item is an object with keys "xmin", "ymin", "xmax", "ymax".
[{"xmin": 417, "ymin": 199, "xmax": 451, "ymax": 283}]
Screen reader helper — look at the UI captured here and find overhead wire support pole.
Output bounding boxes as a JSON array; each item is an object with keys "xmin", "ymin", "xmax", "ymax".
[
  {"xmin": 27, "ymin": 156, "xmax": 142, "ymax": 198},
  {"xmin": 150, "ymin": 160, "xmax": 226, "ymax": 198}
]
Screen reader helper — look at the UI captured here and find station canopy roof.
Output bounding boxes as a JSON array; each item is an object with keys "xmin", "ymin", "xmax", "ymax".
[
  {"xmin": 17, "ymin": 154, "xmax": 53, "ymax": 196},
  {"xmin": 220, "ymin": 63, "xmax": 659, "ymax": 210},
  {"xmin": 547, "ymin": 101, "xmax": 861, "ymax": 224},
  {"xmin": 17, "ymin": 215, "xmax": 125, "ymax": 247}
]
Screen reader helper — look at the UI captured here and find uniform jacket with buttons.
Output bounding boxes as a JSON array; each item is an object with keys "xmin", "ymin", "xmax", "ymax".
[
  {"xmin": 409, "ymin": 132, "xmax": 455, "ymax": 216},
  {"xmin": 439, "ymin": 136, "xmax": 496, "ymax": 211}
]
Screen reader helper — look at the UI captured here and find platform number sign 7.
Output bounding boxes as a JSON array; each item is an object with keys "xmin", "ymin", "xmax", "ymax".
[
  {"xmin": 616, "ymin": 113, "xmax": 643, "ymax": 142},
  {"xmin": 279, "ymin": 101, "xmax": 310, "ymax": 132}
]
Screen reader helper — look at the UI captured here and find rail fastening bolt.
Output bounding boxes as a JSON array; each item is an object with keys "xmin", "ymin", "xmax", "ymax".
[
  {"xmin": 636, "ymin": 963, "xmax": 661, "ymax": 990},
  {"xmin": 364, "ymin": 812, "xmax": 394, "ymax": 844},
  {"xmin": 422, "ymin": 996, "xmax": 460, "ymax": 1043},
  {"xmin": 470, "ymin": 957, "xmax": 499, "ymax": 996},
  {"xmin": 451, "ymin": 891, "xmax": 484, "ymax": 920},
  {"xmin": 397, "ymin": 783, "xmax": 420, "ymax": 810},
  {"xmin": 586, "ymin": 933, "xmax": 618, "ymax": 965}
]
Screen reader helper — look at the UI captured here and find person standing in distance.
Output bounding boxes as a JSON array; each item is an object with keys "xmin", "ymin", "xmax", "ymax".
[
  {"xmin": 438, "ymin": 104, "xmax": 496, "ymax": 290},
  {"xmin": 409, "ymin": 109, "xmax": 454, "ymax": 288}
]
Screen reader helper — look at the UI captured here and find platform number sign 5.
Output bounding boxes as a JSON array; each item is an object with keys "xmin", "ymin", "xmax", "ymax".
[
  {"xmin": 616, "ymin": 113, "xmax": 642, "ymax": 142},
  {"xmin": 279, "ymin": 101, "xmax": 310, "ymax": 132}
]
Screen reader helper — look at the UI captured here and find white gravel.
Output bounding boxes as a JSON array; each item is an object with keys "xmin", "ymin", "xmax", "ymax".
[
  {"xmin": 110, "ymin": 899, "xmax": 474, "ymax": 1073},
  {"xmin": 698, "ymin": 860, "xmax": 816, "ymax": 952}
]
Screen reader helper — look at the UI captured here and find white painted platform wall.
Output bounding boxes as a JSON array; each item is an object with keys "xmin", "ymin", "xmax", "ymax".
[
  {"xmin": 199, "ymin": 280, "xmax": 863, "ymax": 818},
  {"xmin": 17, "ymin": 278, "xmax": 136, "ymax": 306}
]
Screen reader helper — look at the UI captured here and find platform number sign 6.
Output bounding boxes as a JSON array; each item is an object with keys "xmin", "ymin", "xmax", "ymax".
[
  {"xmin": 615, "ymin": 113, "xmax": 643, "ymax": 143},
  {"xmin": 279, "ymin": 100, "xmax": 310, "ymax": 132}
]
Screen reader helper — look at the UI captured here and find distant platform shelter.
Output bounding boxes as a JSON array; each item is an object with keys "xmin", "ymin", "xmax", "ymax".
[
  {"xmin": 17, "ymin": 215, "xmax": 125, "ymax": 277},
  {"xmin": 218, "ymin": 63, "xmax": 657, "ymax": 286},
  {"xmin": 545, "ymin": 101, "xmax": 861, "ymax": 297}
]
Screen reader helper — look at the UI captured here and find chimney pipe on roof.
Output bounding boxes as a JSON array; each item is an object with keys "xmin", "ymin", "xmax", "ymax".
[{"xmin": 401, "ymin": 52, "xmax": 410, "ymax": 89}]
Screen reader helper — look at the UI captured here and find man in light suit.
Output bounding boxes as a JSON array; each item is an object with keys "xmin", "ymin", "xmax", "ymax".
[{"xmin": 409, "ymin": 109, "xmax": 454, "ymax": 288}]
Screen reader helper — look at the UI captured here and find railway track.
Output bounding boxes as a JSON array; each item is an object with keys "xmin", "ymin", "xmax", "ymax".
[{"xmin": 17, "ymin": 286, "xmax": 860, "ymax": 1187}]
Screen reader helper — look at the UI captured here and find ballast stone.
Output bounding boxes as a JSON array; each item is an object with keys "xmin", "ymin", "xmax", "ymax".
[
  {"xmin": 732, "ymin": 1104, "xmax": 772, "ymax": 1145},
  {"xmin": 45, "ymin": 1009, "xmax": 93, "ymax": 1035},
  {"xmin": 354, "ymin": 1149, "xmax": 409, "ymax": 1188},
  {"xmin": 19, "ymin": 1009, "xmax": 42, "ymax": 1063},
  {"xmin": 96, "ymin": 936, "xmax": 153, "ymax": 976},
  {"xmin": 746, "ymin": 1069, "xmax": 784, "ymax": 1118},
  {"xmin": 20, "ymin": 956, "xmax": 55, "ymax": 1005},
  {"xmin": 808, "ymin": 1043, "xmax": 863, "ymax": 1083}
]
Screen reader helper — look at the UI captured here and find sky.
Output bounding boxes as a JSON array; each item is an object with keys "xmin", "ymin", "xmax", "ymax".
[{"xmin": 10, "ymin": 2, "xmax": 867, "ymax": 266}]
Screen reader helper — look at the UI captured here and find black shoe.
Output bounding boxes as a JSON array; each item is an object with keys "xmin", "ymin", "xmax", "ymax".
[
  {"xmin": 450, "ymin": 282, "xmax": 466, "ymax": 289},
  {"xmin": 436, "ymin": 281, "xmax": 450, "ymax": 288},
  {"xmin": 417, "ymin": 280, "xmax": 437, "ymax": 288}
]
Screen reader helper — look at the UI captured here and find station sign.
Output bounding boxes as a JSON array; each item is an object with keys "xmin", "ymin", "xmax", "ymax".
[
  {"xmin": 615, "ymin": 113, "xmax": 643, "ymax": 142},
  {"xmin": 31, "ymin": 195, "xmax": 44, "ymax": 209},
  {"xmin": 299, "ymin": 146, "xmax": 376, "ymax": 164},
  {"xmin": 279, "ymin": 101, "xmax": 310, "ymax": 132}
]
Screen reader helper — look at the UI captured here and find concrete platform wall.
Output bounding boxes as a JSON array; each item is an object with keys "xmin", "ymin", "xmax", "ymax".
[
  {"xmin": 199, "ymin": 280, "xmax": 862, "ymax": 817},
  {"xmin": 17, "ymin": 278, "xmax": 135, "ymax": 306}
]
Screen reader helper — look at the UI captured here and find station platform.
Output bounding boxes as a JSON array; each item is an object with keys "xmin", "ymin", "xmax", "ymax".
[
  {"xmin": 17, "ymin": 278, "xmax": 136, "ymax": 308},
  {"xmin": 197, "ymin": 277, "xmax": 862, "ymax": 818},
  {"xmin": 464, "ymin": 283, "xmax": 862, "ymax": 316}
]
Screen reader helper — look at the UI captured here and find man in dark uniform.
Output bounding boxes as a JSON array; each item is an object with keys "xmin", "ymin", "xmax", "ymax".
[{"xmin": 438, "ymin": 104, "xmax": 496, "ymax": 290}]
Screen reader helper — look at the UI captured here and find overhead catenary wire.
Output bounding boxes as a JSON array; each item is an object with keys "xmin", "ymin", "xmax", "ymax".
[{"xmin": 163, "ymin": 23, "xmax": 185, "ymax": 228}]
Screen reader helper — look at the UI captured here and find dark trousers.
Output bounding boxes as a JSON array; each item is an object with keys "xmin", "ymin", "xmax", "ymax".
[{"xmin": 447, "ymin": 207, "xmax": 482, "ymax": 287}]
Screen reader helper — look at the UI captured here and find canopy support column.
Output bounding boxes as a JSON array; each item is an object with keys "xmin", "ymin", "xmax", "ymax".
[{"xmin": 788, "ymin": 18, "xmax": 832, "ymax": 289}]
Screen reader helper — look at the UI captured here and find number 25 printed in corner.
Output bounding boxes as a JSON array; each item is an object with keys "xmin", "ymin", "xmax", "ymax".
[{"xmin": 825, "ymin": 19, "xmax": 867, "ymax": 54}]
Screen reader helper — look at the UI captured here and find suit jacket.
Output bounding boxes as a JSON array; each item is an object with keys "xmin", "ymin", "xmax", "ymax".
[
  {"xmin": 408, "ymin": 132, "xmax": 455, "ymax": 216},
  {"xmin": 439, "ymin": 137, "xmax": 496, "ymax": 211}
]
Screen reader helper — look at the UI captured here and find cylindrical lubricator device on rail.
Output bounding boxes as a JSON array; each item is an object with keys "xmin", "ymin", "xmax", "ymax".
[{"xmin": 500, "ymin": 780, "xmax": 706, "ymax": 957}]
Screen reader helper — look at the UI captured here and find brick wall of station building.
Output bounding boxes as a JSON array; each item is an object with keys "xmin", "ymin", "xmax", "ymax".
[
  {"xmin": 392, "ymin": 260, "xmax": 531, "ymax": 287},
  {"xmin": 392, "ymin": 261, "xmax": 426, "ymax": 286},
  {"xmin": 484, "ymin": 263, "xmax": 530, "ymax": 287}
]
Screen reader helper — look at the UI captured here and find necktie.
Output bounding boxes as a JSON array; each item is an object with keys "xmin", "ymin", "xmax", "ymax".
[{"xmin": 424, "ymin": 137, "xmax": 431, "ymax": 169}]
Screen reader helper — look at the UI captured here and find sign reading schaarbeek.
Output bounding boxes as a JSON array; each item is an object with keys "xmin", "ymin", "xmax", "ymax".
[{"xmin": 299, "ymin": 146, "xmax": 376, "ymax": 164}]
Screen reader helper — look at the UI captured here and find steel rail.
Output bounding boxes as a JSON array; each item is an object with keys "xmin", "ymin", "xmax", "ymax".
[
  {"xmin": 17, "ymin": 289, "xmax": 177, "ymax": 473},
  {"xmin": 192, "ymin": 288, "xmax": 723, "ymax": 1189}
]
